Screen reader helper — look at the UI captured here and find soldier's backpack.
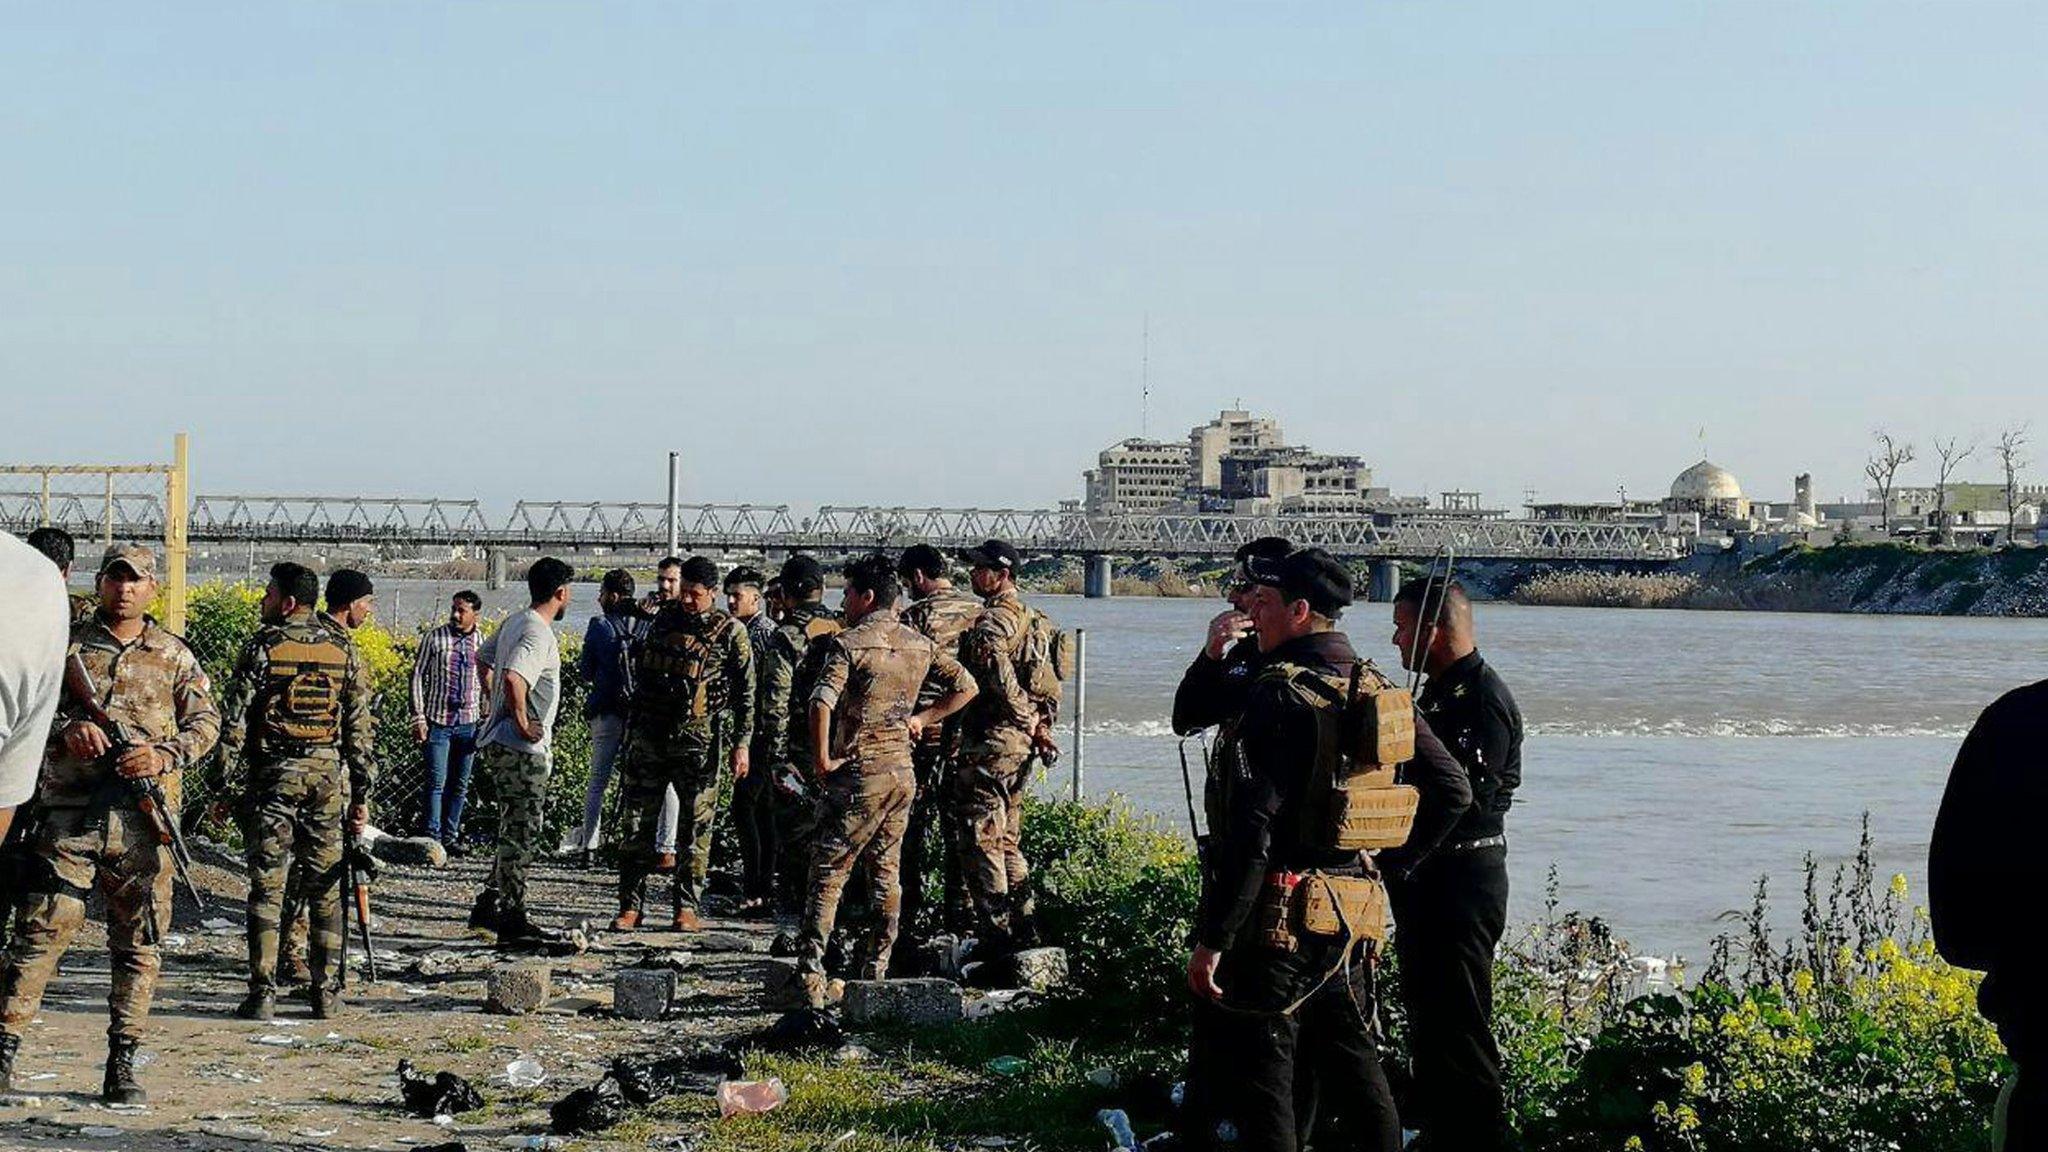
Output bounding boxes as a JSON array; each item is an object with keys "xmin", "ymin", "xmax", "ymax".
[
  {"xmin": 1258, "ymin": 659, "xmax": 1419, "ymax": 853},
  {"xmin": 258, "ymin": 634, "xmax": 350, "ymax": 747},
  {"xmin": 1017, "ymin": 607, "xmax": 1072, "ymax": 709}
]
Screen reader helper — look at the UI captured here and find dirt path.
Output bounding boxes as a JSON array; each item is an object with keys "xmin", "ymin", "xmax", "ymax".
[{"xmin": 0, "ymin": 843, "xmax": 789, "ymax": 1151}]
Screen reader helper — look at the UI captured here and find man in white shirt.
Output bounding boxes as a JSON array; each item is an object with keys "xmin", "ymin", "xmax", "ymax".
[
  {"xmin": 467, "ymin": 558, "xmax": 573, "ymax": 950},
  {"xmin": 0, "ymin": 529, "xmax": 69, "ymax": 839}
]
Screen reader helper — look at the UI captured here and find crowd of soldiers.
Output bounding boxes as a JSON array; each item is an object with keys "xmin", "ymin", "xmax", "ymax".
[{"xmin": 0, "ymin": 530, "xmax": 1073, "ymax": 1105}]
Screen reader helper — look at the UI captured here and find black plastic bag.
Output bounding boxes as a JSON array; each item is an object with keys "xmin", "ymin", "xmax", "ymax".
[
  {"xmin": 744, "ymin": 1007, "xmax": 845, "ymax": 1053},
  {"xmin": 397, "ymin": 1059, "xmax": 485, "ymax": 1118},
  {"xmin": 550, "ymin": 1075, "xmax": 628, "ymax": 1134},
  {"xmin": 611, "ymin": 1047, "xmax": 742, "ymax": 1106}
]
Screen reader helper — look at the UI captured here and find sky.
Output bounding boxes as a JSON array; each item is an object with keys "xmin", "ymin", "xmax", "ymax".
[{"xmin": 3, "ymin": 3, "xmax": 2045, "ymax": 515}]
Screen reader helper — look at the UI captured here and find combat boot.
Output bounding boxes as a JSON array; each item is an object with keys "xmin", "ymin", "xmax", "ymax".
[
  {"xmin": 466, "ymin": 889, "xmax": 500, "ymax": 933},
  {"xmin": 235, "ymin": 988, "xmax": 276, "ymax": 1021},
  {"xmin": 311, "ymin": 987, "xmax": 344, "ymax": 1020},
  {"xmin": 800, "ymin": 972, "xmax": 830, "ymax": 1010},
  {"xmin": 102, "ymin": 1037, "xmax": 146, "ymax": 1106},
  {"xmin": 610, "ymin": 908, "xmax": 642, "ymax": 931},
  {"xmin": 0, "ymin": 1030, "xmax": 21, "ymax": 1094}
]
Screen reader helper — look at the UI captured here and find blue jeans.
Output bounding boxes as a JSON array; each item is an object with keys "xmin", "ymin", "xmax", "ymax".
[{"xmin": 421, "ymin": 721, "xmax": 480, "ymax": 843}]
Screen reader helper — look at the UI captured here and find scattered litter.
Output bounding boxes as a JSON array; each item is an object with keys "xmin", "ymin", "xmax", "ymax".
[
  {"xmin": 497, "ymin": 1136, "xmax": 566, "ymax": 1150},
  {"xmin": 160, "ymin": 934, "xmax": 188, "ymax": 948},
  {"xmin": 269, "ymin": 1019, "xmax": 306, "ymax": 1028},
  {"xmin": 1087, "ymin": 1067, "xmax": 1118, "ymax": 1089},
  {"xmin": 745, "ymin": 1007, "xmax": 843, "ymax": 1053},
  {"xmin": 198, "ymin": 1112, "xmax": 259, "ymax": 1121},
  {"xmin": 28, "ymin": 1072, "xmax": 58, "ymax": 1082},
  {"xmin": 570, "ymin": 1032, "xmax": 597, "ymax": 1042},
  {"xmin": 833, "ymin": 1043, "xmax": 874, "ymax": 1064},
  {"xmin": 434, "ymin": 1114, "xmax": 458, "ymax": 1128},
  {"xmin": 254, "ymin": 1035, "xmax": 298, "ymax": 1047},
  {"xmin": 325, "ymin": 1031, "xmax": 344, "ymax": 1041},
  {"xmin": 1098, "ymin": 1109, "xmax": 1138, "ymax": 1151},
  {"xmin": 972, "ymin": 1139, "xmax": 1013, "ymax": 1149},
  {"xmin": 717, "ymin": 1078, "xmax": 787, "ymax": 1118},
  {"xmin": 964, "ymin": 989, "xmax": 1030, "ymax": 1019},
  {"xmin": 201, "ymin": 917, "xmax": 237, "ymax": 934},
  {"xmin": 199, "ymin": 1124, "xmax": 273, "ymax": 1143},
  {"xmin": 293, "ymin": 1128, "xmax": 340, "ymax": 1139},
  {"xmin": 610, "ymin": 1048, "xmax": 740, "ymax": 1104},
  {"xmin": 828, "ymin": 1130, "xmax": 857, "ymax": 1148},
  {"xmin": 985, "ymin": 1056, "xmax": 1027, "ymax": 1077},
  {"xmin": 398, "ymin": 1060, "xmax": 485, "ymax": 1119},
  {"xmin": 505, "ymin": 1057, "xmax": 547, "ymax": 1088},
  {"xmin": 106, "ymin": 1102, "xmax": 148, "ymax": 1112},
  {"xmin": 549, "ymin": 1075, "xmax": 626, "ymax": 1134},
  {"xmin": 80, "ymin": 1125, "xmax": 123, "ymax": 1137},
  {"xmin": 2, "ymin": 1096, "xmax": 41, "ymax": 1107}
]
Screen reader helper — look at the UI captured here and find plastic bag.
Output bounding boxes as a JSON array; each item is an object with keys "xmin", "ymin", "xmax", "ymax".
[
  {"xmin": 398, "ymin": 1059, "xmax": 485, "ymax": 1119},
  {"xmin": 549, "ymin": 1075, "xmax": 627, "ymax": 1134},
  {"xmin": 717, "ymin": 1078, "xmax": 788, "ymax": 1118}
]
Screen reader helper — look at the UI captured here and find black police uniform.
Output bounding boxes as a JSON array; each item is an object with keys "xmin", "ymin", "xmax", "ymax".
[
  {"xmin": 1171, "ymin": 636, "xmax": 1262, "ymax": 1149},
  {"xmin": 1384, "ymin": 649, "xmax": 1523, "ymax": 1152},
  {"xmin": 1930, "ymin": 678, "xmax": 2048, "ymax": 1152},
  {"xmin": 1198, "ymin": 630, "xmax": 1473, "ymax": 1152}
]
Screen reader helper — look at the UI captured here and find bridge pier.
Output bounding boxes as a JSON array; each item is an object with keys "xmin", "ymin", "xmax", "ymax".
[
  {"xmin": 1083, "ymin": 555, "xmax": 1114, "ymax": 599},
  {"xmin": 485, "ymin": 547, "xmax": 506, "ymax": 591},
  {"xmin": 1367, "ymin": 560, "xmax": 1402, "ymax": 603}
]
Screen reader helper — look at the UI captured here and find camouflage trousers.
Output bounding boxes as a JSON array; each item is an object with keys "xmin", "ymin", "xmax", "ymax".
[
  {"xmin": 799, "ymin": 765, "xmax": 915, "ymax": 979},
  {"xmin": 618, "ymin": 727, "xmax": 717, "ymax": 914},
  {"xmin": 478, "ymin": 744, "xmax": 552, "ymax": 919},
  {"xmin": 946, "ymin": 727, "xmax": 1036, "ymax": 946},
  {"xmin": 243, "ymin": 761, "xmax": 346, "ymax": 995},
  {"xmin": 905, "ymin": 735, "xmax": 966, "ymax": 935},
  {"xmin": 0, "ymin": 804, "xmax": 173, "ymax": 1041}
]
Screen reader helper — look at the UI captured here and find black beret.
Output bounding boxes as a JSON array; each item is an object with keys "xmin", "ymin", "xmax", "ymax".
[
  {"xmin": 1245, "ymin": 548, "xmax": 1353, "ymax": 616},
  {"xmin": 324, "ymin": 568, "xmax": 375, "ymax": 610}
]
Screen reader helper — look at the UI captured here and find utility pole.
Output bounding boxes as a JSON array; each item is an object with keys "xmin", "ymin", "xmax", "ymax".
[{"xmin": 666, "ymin": 451, "xmax": 680, "ymax": 558}]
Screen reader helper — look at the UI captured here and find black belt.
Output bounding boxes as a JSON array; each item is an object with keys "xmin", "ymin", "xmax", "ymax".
[{"xmin": 1442, "ymin": 834, "xmax": 1507, "ymax": 853}]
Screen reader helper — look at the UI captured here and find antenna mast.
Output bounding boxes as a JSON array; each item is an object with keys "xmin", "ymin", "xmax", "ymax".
[{"xmin": 1141, "ymin": 313, "xmax": 1151, "ymax": 438}]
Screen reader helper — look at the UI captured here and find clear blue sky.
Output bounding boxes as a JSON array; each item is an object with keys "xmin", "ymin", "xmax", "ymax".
[{"xmin": 4, "ymin": 3, "xmax": 2043, "ymax": 512}]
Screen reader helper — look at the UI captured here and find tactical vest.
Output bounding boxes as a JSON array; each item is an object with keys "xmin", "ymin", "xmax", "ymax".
[
  {"xmin": 1263, "ymin": 659, "xmax": 1419, "ymax": 853},
  {"xmin": 635, "ymin": 614, "xmax": 726, "ymax": 727},
  {"xmin": 258, "ymin": 633, "xmax": 350, "ymax": 748}
]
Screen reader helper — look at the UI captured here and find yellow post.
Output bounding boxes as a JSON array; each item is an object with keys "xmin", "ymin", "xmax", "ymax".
[{"xmin": 165, "ymin": 433, "xmax": 189, "ymax": 634}]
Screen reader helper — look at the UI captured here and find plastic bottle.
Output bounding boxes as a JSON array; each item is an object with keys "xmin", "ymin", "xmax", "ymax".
[{"xmin": 985, "ymin": 1055, "xmax": 1028, "ymax": 1077}]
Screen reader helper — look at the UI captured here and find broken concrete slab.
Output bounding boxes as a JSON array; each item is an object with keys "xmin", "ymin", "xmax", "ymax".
[
  {"xmin": 842, "ymin": 978, "xmax": 965, "ymax": 1028},
  {"xmin": 612, "ymin": 969, "xmax": 675, "ymax": 1020},
  {"xmin": 486, "ymin": 960, "xmax": 553, "ymax": 1015}
]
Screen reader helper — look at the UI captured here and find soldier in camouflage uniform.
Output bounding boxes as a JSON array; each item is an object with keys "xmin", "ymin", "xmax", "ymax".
[
  {"xmin": 757, "ymin": 555, "xmax": 842, "ymax": 911},
  {"xmin": 0, "ymin": 544, "xmax": 220, "ymax": 1104},
  {"xmin": 723, "ymin": 565, "xmax": 782, "ymax": 917},
  {"xmin": 218, "ymin": 562, "xmax": 373, "ymax": 1021},
  {"xmin": 276, "ymin": 568, "xmax": 377, "ymax": 988},
  {"xmin": 614, "ymin": 556, "xmax": 753, "ymax": 932},
  {"xmin": 796, "ymin": 556, "xmax": 976, "ymax": 1006},
  {"xmin": 949, "ymin": 539, "xmax": 1044, "ymax": 953},
  {"xmin": 896, "ymin": 543, "xmax": 985, "ymax": 937}
]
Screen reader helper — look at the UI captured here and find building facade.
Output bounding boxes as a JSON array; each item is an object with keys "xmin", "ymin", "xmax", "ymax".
[{"xmin": 1082, "ymin": 438, "xmax": 1194, "ymax": 515}]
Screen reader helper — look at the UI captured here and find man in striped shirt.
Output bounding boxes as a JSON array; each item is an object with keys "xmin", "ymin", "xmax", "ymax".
[{"xmin": 411, "ymin": 590, "xmax": 486, "ymax": 853}]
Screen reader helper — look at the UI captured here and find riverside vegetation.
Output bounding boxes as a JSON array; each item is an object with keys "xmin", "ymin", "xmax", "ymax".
[
  {"xmin": 166, "ymin": 582, "xmax": 2003, "ymax": 1150},
  {"xmin": 1513, "ymin": 543, "xmax": 2048, "ymax": 616}
]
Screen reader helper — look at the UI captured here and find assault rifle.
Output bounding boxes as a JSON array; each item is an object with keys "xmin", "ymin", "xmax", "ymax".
[
  {"xmin": 62, "ymin": 654, "xmax": 206, "ymax": 915},
  {"xmin": 340, "ymin": 830, "xmax": 378, "ymax": 986}
]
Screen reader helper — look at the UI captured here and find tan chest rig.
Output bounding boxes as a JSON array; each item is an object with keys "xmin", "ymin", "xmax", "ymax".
[
  {"xmin": 257, "ymin": 634, "xmax": 350, "ymax": 750},
  {"xmin": 1222, "ymin": 659, "xmax": 1419, "ymax": 951}
]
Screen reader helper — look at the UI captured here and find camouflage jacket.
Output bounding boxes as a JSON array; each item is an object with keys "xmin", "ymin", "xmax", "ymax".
[
  {"xmin": 809, "ymin": 608, "xmax": 974, "ymax": 776},
  {"xmin": 219, "ymin": 608, "xmax": 376, "ymax": 797},
  {"xmin": 42, "ymin": 614, "xmax": 221, "ymax": 810},
  {"xmin": 631, "ymin": 603, "xmax": 754, "ymax": 745},
  {"xmin": 960, "ymin": 588, "xmax": 1035, "ymax": 740},
  {"xmin": 760, "ymin": 601, "xmax": 842, "ymax": 765},
  {"xmin": 900, "ymin": 586, "xmax": 983, "ymax": 712},
  {"xmin": 739, "ymin": 611, "xmax": 779, "ymax": 753}
]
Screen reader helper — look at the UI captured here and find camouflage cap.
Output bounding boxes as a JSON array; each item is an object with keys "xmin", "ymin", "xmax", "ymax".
[{"xmin": 98, "ymin": 542, "xmax": 158, "ymax": 580}]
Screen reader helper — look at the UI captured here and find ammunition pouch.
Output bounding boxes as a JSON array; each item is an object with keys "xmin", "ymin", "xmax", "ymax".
[
  {"xmin": 1255, "ymin": 869, "xmax": 1390, "ymax": 953},
  {"xmin": 258, "ymin": 637, "xmax": 349, "ymax": 748}
]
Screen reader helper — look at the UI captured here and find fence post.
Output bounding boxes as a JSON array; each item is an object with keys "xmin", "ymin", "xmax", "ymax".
[
  {"xmin": 164, "ymin": 432, "xmax": 189, "ymax": 634},
  {"xmin": 1070, "ymin": 628, "xmax": 1087, "ymax": 802},
  {"xmin": 666, "ymin": 451, "xmax": 680, "ymax": 557}
]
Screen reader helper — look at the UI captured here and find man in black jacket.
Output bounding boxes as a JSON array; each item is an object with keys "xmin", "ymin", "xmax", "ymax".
[
  {"xmin": 1388, "ymin": 576, "xmax": 1523, "ymax": 1152},
  {"xmin": 1930, "ymin": 678, "xmax": 2048, "ymax": 1151},
  {"xmin": 1187, "ymin": 549, "xmax": 1472, "ymax": 1152},
  {"xmin": 1170, "ymin": 535, "xmax": 1291, "ymax": 1149}
]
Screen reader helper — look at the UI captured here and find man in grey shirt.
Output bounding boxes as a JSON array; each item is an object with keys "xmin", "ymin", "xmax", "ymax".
[{"xmin": 468, "ymin": 557, "xmax": 573, "ymax": 949}]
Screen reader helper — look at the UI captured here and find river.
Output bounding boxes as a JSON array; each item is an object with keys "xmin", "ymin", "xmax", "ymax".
[{"xmin": 372, "ymin": 579, "xmax": 2044, "ymax": 962}]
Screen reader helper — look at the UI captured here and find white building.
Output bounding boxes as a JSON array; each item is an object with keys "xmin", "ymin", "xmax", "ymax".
[{"xmin": 1083, "ymin": 438, "xmax": 1192, "ymax": 515}]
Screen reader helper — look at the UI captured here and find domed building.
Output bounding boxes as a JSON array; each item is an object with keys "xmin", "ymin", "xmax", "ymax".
[{"xmin": 1665, "ymin": 460, "xmax": 1750, "ymax": 522}]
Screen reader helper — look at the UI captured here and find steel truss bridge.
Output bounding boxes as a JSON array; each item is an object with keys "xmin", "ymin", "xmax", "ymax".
[{"xmin": 2, "ymin": 491, "xmax": 1688, "ymax": 562}]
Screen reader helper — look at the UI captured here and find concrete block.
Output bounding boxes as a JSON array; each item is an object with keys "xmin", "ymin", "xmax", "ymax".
[
  {"xmin": 613, "ymin": 969, "xmax": 675, "ymax": 1020},
  {"xmin": 486, "ymin": 960, "xmax": 552, "ymax": 1015},
  {"xmin": 841, "ymin": 978, "xmax": 966, "ymax": 1028},
  {"xmin": 1010, "ymin": 947, "xmax": 1069, "ymax": 992}
]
